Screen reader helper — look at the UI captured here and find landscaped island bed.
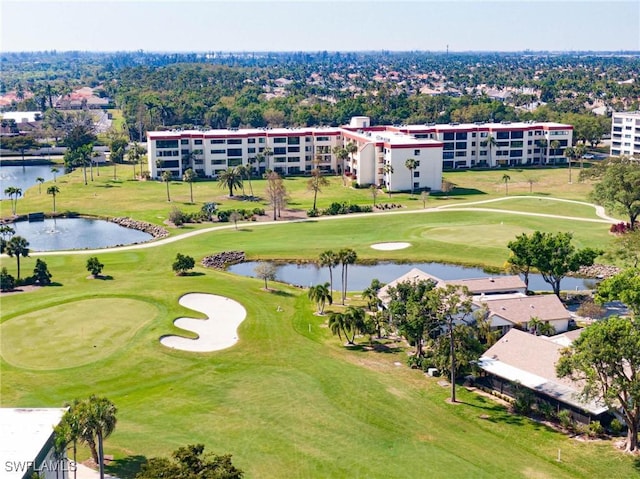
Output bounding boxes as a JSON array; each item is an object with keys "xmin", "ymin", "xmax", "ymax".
[{"xmin": 0, "ymin": 167, "xmax": 634, "ymax": 478}]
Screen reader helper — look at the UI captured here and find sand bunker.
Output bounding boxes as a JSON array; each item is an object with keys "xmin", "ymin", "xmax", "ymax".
[
  {"xmin": 160, "ymin": 293, "xmax": 247, "ymax": 352},
  {"xmin": 370, "ymin": 242, "xmax": 411, "ymax": 251}
]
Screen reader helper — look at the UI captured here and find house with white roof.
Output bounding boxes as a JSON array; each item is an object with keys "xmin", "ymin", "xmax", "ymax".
[
  {"xmin": 0, "ymin": 408, "xmax": 69, "ymax": 479},
  {"xmin": 477, "ymin": 328, "xmax": 610, "ymax": 424}
]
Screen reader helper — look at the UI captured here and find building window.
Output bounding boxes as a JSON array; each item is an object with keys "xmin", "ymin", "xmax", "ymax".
[
  {"xmin": 455, "ymin": 142, "xmax": 467, "ymax": 150},
  {"xmin": 248, "ymin": 148, "xmax": 256, "ymax": 153},
  {"xmin": 510, "ymin": 131, "xmax": 524, "ymax": 139},
  {"xmin": 211, "ymin": 139, "xmax": 225, "ymax": 144},
  {"xmin": 414, "ymin": 149, "xmax": 421, "ymax": 156},
  {"xmin": 413, "ymin": 171, "xmax": 420, "ymax": 177},
  {"xmin": 443, "ymin": 132, "xmax": 455, "ymax": 141},
  {"xmin": 259, "ymin": 138, "xmax": 265, "ymax": 143},
  {"xmin": 181, "ymin": 149, "xmax": 189, "ymax": 155},
  {"xmin": 227, "ymin": 138, "xmax": 242, "ymax": 145},
  {"xmin": 413, "ymin": 182, "xmax": 420, "ymax": 189},
  {"xmin": 455, "ymin": 151, "xmax": 467, "ymax": 157},
  {"xmin": 273, "ymin": 137, "xmax": 287, "ymax": 143},
  {"xmin": 443, "ymin": 151, "xmax": 454, "ymax": 159},
  {"xmin": 316, "ymin": 136, "xmax": 329, "ymax": 141},
  {"xmin": 288, "ymin": 146, "xmax": 300, "ymax": 153},
  {"xmin": 181, "ymin": 139, "xmax": 189, "ymax": 145},
  {"xmin": 228, "ymin": 158, "xmax": 242, "ymax": 167},
  {"xmin": 248, "ymin": 138, "xmax": 256, "ymax": 144},
  {"xmin": 496, "ymin": 131, "xmax": 509, "ymax": 140},
  {"xmin": 455, "ymin": 132, "xmax": 467, "ymax": 140},
  {"xmin": 227, "ymin": 148, "xmax": 243, "ymax": 157},
  {"xmin": 211, "ymin": 149, "xmax": 225, "ymax": 154},
  {"xmin": 194, "ymin": 139, "xmax": 203, "ymax": 145},
  {"xmin": 156, "ymin": 140, "xmax": 179, "ymax": 149},
  {"xmin": 274, "ymin": 147, "xmax": 286, "ymax": 155},
  {"xmin": 443, "ymin": 142, "xmax": 454, "ymax": 151},
  {"xmin": 287, "ymin": 137, "xmax": 300, "ymax": 145}
]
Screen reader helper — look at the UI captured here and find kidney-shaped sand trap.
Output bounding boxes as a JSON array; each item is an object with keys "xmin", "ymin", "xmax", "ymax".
[
  {"xmin": 370, "ymin": 242, "xmax": 411, "ymax": 251},
  {"xmin": 161, "ymin": 293, "xmax": 247, "ymax": 352}
]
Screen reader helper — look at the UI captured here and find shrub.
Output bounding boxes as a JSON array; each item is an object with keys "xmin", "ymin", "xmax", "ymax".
[
  {"xmin": 252, "ymin": 207, "xmax": 265, "ymax": 216},
  {"xmin": 576, "ymin": 300, "xmax": 606, "ymax": 319},
  {"xmin": 557, "ymin": 410, "xmax": 573, "ymax": 431},
  {"xmin": 609, "ymin": 418, "xmax": 624, "ymax": 435},
  {"xmin": 406, "ymin": 355, "xmax": 424, "ymax": 369},
  {"xmin": 172, "ymin": 253, "xmax": 195, "ymax": 275},
  {"xmin": 86, "ymin": 257, "xmax": 104, "ymax": 277},
  {"xmin": 201, "ymin": 202, "xmax": 217, "ymax": 220},
  {"xmin": 307, "ymin": 208, "xmax": 319, "ymax": 217},
  {"xmin": 169, "ymin": 206, "xmax": 187, "ymax": 226},
  {"xmin": 32, "ymin": 259, "xmax": 52, "ymax": 285},
  {"xmin": 537, "ymin": 401, "xmax": 555, "ymax": 421},
  {"xmin": 587, "ymin": 420, "xmax": 604, "ymax": 438},
  {"xmin": 512, "ymin": 385, "xmax": 534, "ymax": 415},
  {"xmin": 217, "ymin": 210, "xmax": 230, "ymax": 222},
  {"xmin": 0, "ymin": 268, "xmax": 16, "ymax": 291}
]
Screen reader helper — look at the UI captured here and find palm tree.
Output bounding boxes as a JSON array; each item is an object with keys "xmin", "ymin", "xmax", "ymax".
[
  {"xmin": 370, "ymin": 184, "xmax": 379, "ymax": 206},
  {"xmin": 307, "ymin": 168, "xmax": 329, "ymax": 211},
  {"xmin": 337, "ymin": 248, "xmax": 357, "ymax": 305},
  {"xmin": 161, "ymin": 171, "xmax": 172, "ymax": 201},
  {"xmin": 537, "ymin": 138, "xmax": 548, "ymax": 165},
  {"xmin": 236, "ymin": 165, "xmax": 247, "ymax": 196},
  {"xmin": 405, "ymin": 158, "xmax": 417, "ymax": 195},
  {"xmin": 549, "ymin": 140, "xmax": 560, "ymax": 165},
  {"xmin": 328, "ymin": 311, "xmax": 348, "ymax": 343},
  {"xmin": 36, "ymin": 177, "xmax": 45, "ymax": 194},
  {"xmin": 258, "ymin": 146, "xmax": 273, "ymax": 173},
  {"xmin": 344, "ymin": 305, "xmax": 366, "ymax": 344},
  {"xmin": 526, "ymin": 177, "xmax": 538, "ymax": 193},
  {"xmin": 4, "ymin": 186, "xmax": 22, "ymax": 215},
  {"xmin": 502, "ymin": 173, "xmax": 511, "ymax": 196},
  {"xmin": 345, "ymin": 142, "xmax": 358, "ymax": 182},
  {"xmin": 6, "ymin": 235, "xmax": 29, "ymax": 279},
  {"xmin": 51, "ymin": 166, "xmax": 60, "ymax": 182},
  {"xmin": 308, "ymin": 282, "xmax": 332, "ymax": 314},
  {"xmin": 318, "ymin": 250, "xmax": 338, "ymax": 296},
  {"xmin": 332, "ymin": 145, "xmax": 349, "ymax": 184},
  {"xmin": 564, "ymin": 146, "xmax": 575, "ymax": 183},
  {"xmin": 246, "ymin": 157, "xmax": 257, "ymax": 197},
  {"xmin": 47, "ymin": 185, "xmax": 60, "ymax": 213},
  {"xmin": 182, "ymin": 168, "xmax": 196, "ymax": 203},
  {"xmin": 383, "ymin": 163, "xmax": 394, "ymax": 197},
  {"xmin": 483, "ymin": 134, "xmax": 497, "ymax": 167},
  {"xmin": 574, "ymin": 143, "xmax": 587, "ymax": 177},
  {"xmin": 127, "ymin": 142, "xmax": 143, "ymax": 179},
  {"xmin": 218, "ymin": 167, "xmax": 243, "ymax": 197}
]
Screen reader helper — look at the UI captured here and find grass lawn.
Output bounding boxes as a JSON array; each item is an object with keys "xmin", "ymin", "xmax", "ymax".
[{"xmin": 0, "ymin": 166, "xmax": 632, "ymax": 478}]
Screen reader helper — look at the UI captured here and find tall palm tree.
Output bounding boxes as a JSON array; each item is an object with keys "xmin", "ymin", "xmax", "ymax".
[
  {"xmin": 218, "ymin": 167, "xmax": 243, "ymax": 197},
  {"xmin": 318, "ymin": 250, "xmax": 338, "ymax": 296},
  {"xmin": 182, "ymin": 168, "xmax": 196, "ymax": 203},
  {"xmin": 332, "ymin": 145, "xmax": 349, "ymax": 184},
  {"xmin": 51, "ymin": 166, "xmax": 60, "ymax": 182},
  {"xmin": 574, "ymin": 143, "xmax": 587, "ymax": 177},
  {"xmin": 483, "ymin": 134, "xmax": 497, "ymax": 167},
  {"xmin": 338, "ymin": 248, "xmax": 357, "ymax": 305},
  {"xmin": 307, "ymin": 168, "xmax": 329, "ymax": 211},
  {"xmin": 345, "ymin": 142, "xmax": 358, "ymax": 181},
  {"xmin": 3, "ymin": 186, "xmax": 22, "ymax": 215},
  {"xmin": 564, "ymin": 146, "xmax": 575, "ymax": 183},
  {"xmin": 502, "ymin": 173, "xmax": 511, "ymax": 196},
  {"xmin": 328, "ymin": 311, "xmax": 348, "ymax": 343},
  {"xmin": 127, "ymin": 142, "xmax": 143, "ymax": 179},
  {"xmin": 308, "ymin": 282, "xmax": 332, "ymax": 314},
  {"xmin": 47, "ymin": 185, "xmax": 60, "ymax": 213},
  {"xmin": 549, "ymin": 140, "xmax": 560, "ymax": 165},
  {"xmin": 246, "ymin": 157, "xmax": 256, "ymax": 197},
  {"xmin": 36, "ymin": 177, "xmax": 45, "ymax": 194},
  {"xmin": 537, "ymin": 138, "xmax": 548, "ymax": 165},
  {"xmin": 235, "ymin": 165, "xmax": 248, "ymax": 196},
  {"xmin": 383, "ymin": 163, "xmax": 394, "ymax": 197},
  {"xmin": 344, "ymin": 306, "xmax": 366, "ymax": 344},
  {"xmin": 6, "ymin": 235, "xmax": 29, "ymax": 279},
  {"xmin": 405, "ymin": 158, "xmax": 417, "ymax": 195},
  {"xmin": 161, "ymin": 171, "xmax": 172, "ymax": 201}
]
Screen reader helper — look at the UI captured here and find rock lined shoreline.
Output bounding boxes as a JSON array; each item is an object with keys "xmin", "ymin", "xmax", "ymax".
[
  {"xmin": 202, "ymin": 251, "xmax": 245, "ymax": 269},
  {"xmin": 109, "ymin": 217, "xmax": 169, "ymax": 238},
  {"xmin": 570, "ymin": 263, "xmax": 622, "ymax": 279}
]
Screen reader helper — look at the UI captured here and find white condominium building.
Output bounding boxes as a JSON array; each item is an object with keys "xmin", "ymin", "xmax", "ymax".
[
  {"xmin": 611, "ymin": 111, "xmax": 640, "ymax": 157},
  {"xmin": 147, "ymin": 116, "xmax": 572, "ymax": 192}
]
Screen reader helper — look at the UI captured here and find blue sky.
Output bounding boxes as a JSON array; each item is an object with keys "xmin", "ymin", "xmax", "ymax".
[{"xmin": 2, "ymin": 1, "xmax": 638, "ymax": 52}]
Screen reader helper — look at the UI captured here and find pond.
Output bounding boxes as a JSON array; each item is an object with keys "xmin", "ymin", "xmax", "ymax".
[
  {"xmin": 10, "ymin": 218, "xmax": 154, "ymax": 252},
  {"xmin": 1, "ymin": 165, "xmax": 60, "ymax": 198},
  {"xmin": 227, "ymin": 261, "xmax": 596, "ymax": 292}
]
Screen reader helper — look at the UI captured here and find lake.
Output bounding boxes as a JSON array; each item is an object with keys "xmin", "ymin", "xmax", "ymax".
[
  {"xmin": 227, "ymin": 261, "xmax": 596, "ymax": 292},
  {"xmin": 10, "ymin": 217, "xmax": 153, "ymax": 251},
  {"xmin": 1, "ymin": 165, "xmax": 60, "ymax": 198}
]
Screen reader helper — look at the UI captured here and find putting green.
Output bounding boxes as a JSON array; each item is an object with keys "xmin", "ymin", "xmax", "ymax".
[
  {"xmin": 0, "ymin": 297, "xmax": 158, "ymax": 370},
  {"xmin": 423, "ymin": 224, "xmax": 535, "ymax": 247}
]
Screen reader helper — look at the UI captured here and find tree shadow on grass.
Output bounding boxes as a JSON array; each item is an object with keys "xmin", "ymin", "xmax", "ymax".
[
  {"xmin": 269, "ymin": 289, "xmax": 294, "ymax": 297},
  {"xmin": 181, "ymin": 271, "xmax": 205, "ymax": 277},
  {"xmin": 105, "ymin": 454, "xmax": 147, "ymax": 479},
  {"xmin": 348, "ymin": 342, "xmax": 404, "ymax": 354}
]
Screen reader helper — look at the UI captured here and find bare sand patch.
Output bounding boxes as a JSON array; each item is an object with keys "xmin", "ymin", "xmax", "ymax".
[
  {"xmin": 160, "ymin": 293, "xmax": 246, "ymax": 352},
  {"xmin": 370, "ymin": 242, "xmax": 411, "ymax": 251}
]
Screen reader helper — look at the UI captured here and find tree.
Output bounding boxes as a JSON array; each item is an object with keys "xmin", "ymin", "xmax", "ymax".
[
  {"xmin": 506, "ymin": 232, "xmax": 539, "ymax": 294},
  {"xmin": 172, "ymin": 253, "xmax": 195, "ymax": 276},
  {"xmin": 595, "ymin": 268, "xmax": 640, "ymax": 317},
  {"xmin": 525, "ymin": 231, "xmax": 601, "ymax": 297},
  {"xmin": 47, "ymin": 185, "xmax": 60, "ymax": 213},
  {"xmin": 332, "ymin": 145, "xmax": 349, "ymax": 185},
  {"xmin": 36, "ymin": 177, "xmax": 45, "ymax": 194},
  {"xmin": 64, "ymin": 143, "xmax": 93, "ymax": 185},
  {"xmin": 587, "ymin": 157, "xmax": 640, "ymax": 230},
  {"xmin": 57, "ymin": 395, "xmax": 117, "ymax": 479},
  {"xmin": 265, "ymin": 171, "xmax": 287, "ymax": 220},
  {"xmin": 218, "ymin": 167, "xmax": 243, "ymax": 197},
  {"xmin": 387, "ymin": 279, "xmax": 440, "ymax": 358},
  {"xmin": 308, "ymin": 282, "xmax": 332, "ymax": 314},
  {"xmin": 107, "ymin": 130, "xmax": 128, "ymax": 180},
  {"xmin": 606, "ymin": 230, "xmax": 640, "ymax": 268},
  {"xmin": 370, "ymin": 185, "xmax": 379, "ymax": 206},
  {"xmin": 525, "ymin": 176, "xmax": 538, "ymax": 193},
  {"xmin": 482, "ymin": 134, "xmax": 497, "ymax": 167},
  {"xmin": 564, "ymin": 146, "xmax": 575, "ymax": 184},
  {"xmin": 182, "ymin": 168, "xmax": 197, "ymax": 204},
  {"xmin": 318, "ymin": 250, "xmax": 338, "ymax": 296},
  {"xmin": 256, "ymin": 146, "xmax": 272, "ymax": 174},
  {"xmin": 501, "ymin": 173, "xmax": 511, "ymax": 196},
  {"xmin": 230, "ymin": 210, "xmax": 242, "ymax": 230},
  {"xmin": 574, "ymin": 143, "xmax": 587, "ymax": 176},
  {"xmin": 420, "ymin": 190, "xmax": 430, "ymax": 208},
  {"xmin": 382, "ymin": 163, "xmax": 394, "ymax": 196},
  {"xmin": 337, "ymin": 248, "xmax": 357, "ymax": 305},
  {"xmin": 254, "ymin": 262, "xmax": 276, "ymax": 290},
  {"xmin": 127, "ymin": 142, "xmax": 144, "ymax": 179},
  {"xmin": 135, "ymin": 444, "xmax": 243, "ymax": 479},
  {"xmin": 550, "ymin": 140, "xmax": 560, "ymax": 165},
  {"xmin": 161, "ymin": 171, "xmax": 172, "ymax": 202},
  {"xmin": 51, "ymin": 166, "xmax": 60, "ymax": 183},
  {"xmin": 3, "ymin": 135, "xmax": 37, "ymax": 163},
  {"xmin": 405, "ymin": 158, "xmax": 417, "ymax": 195},
  {"xmin": 327, "ymin": 308, "xmax": 364, "ymax": 345},
  {"xmin": 307, "ymin": 168, "xmax": 329, "ymax": 212},
  {"xmin": 4, "ymin": 186, "xmax": 22, "ymax": 215},
  {"xmin": 6, "ymin": 235, "xmax": 29, "ymax": 279},
  {"xmin": 235, "ymin": 165, "xmax": 248, "ymax": 196},
  {"xmin": 345, "ymin": 142, "xmax": 358, "ymax": 181},
  {"xmin": 33, "ymin": 259, "xmax": 52, "ymax": 285},
  {"xmin": 0, "ymin": 267, "xmax": 16, "ymax": 292},
  {"xmin": 86, "ymin": 257, "xmax": 104, "ymax": 278},
  {"xmin": 557, "ymin": 316, "xmax": 640, "ymax": 452}
]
